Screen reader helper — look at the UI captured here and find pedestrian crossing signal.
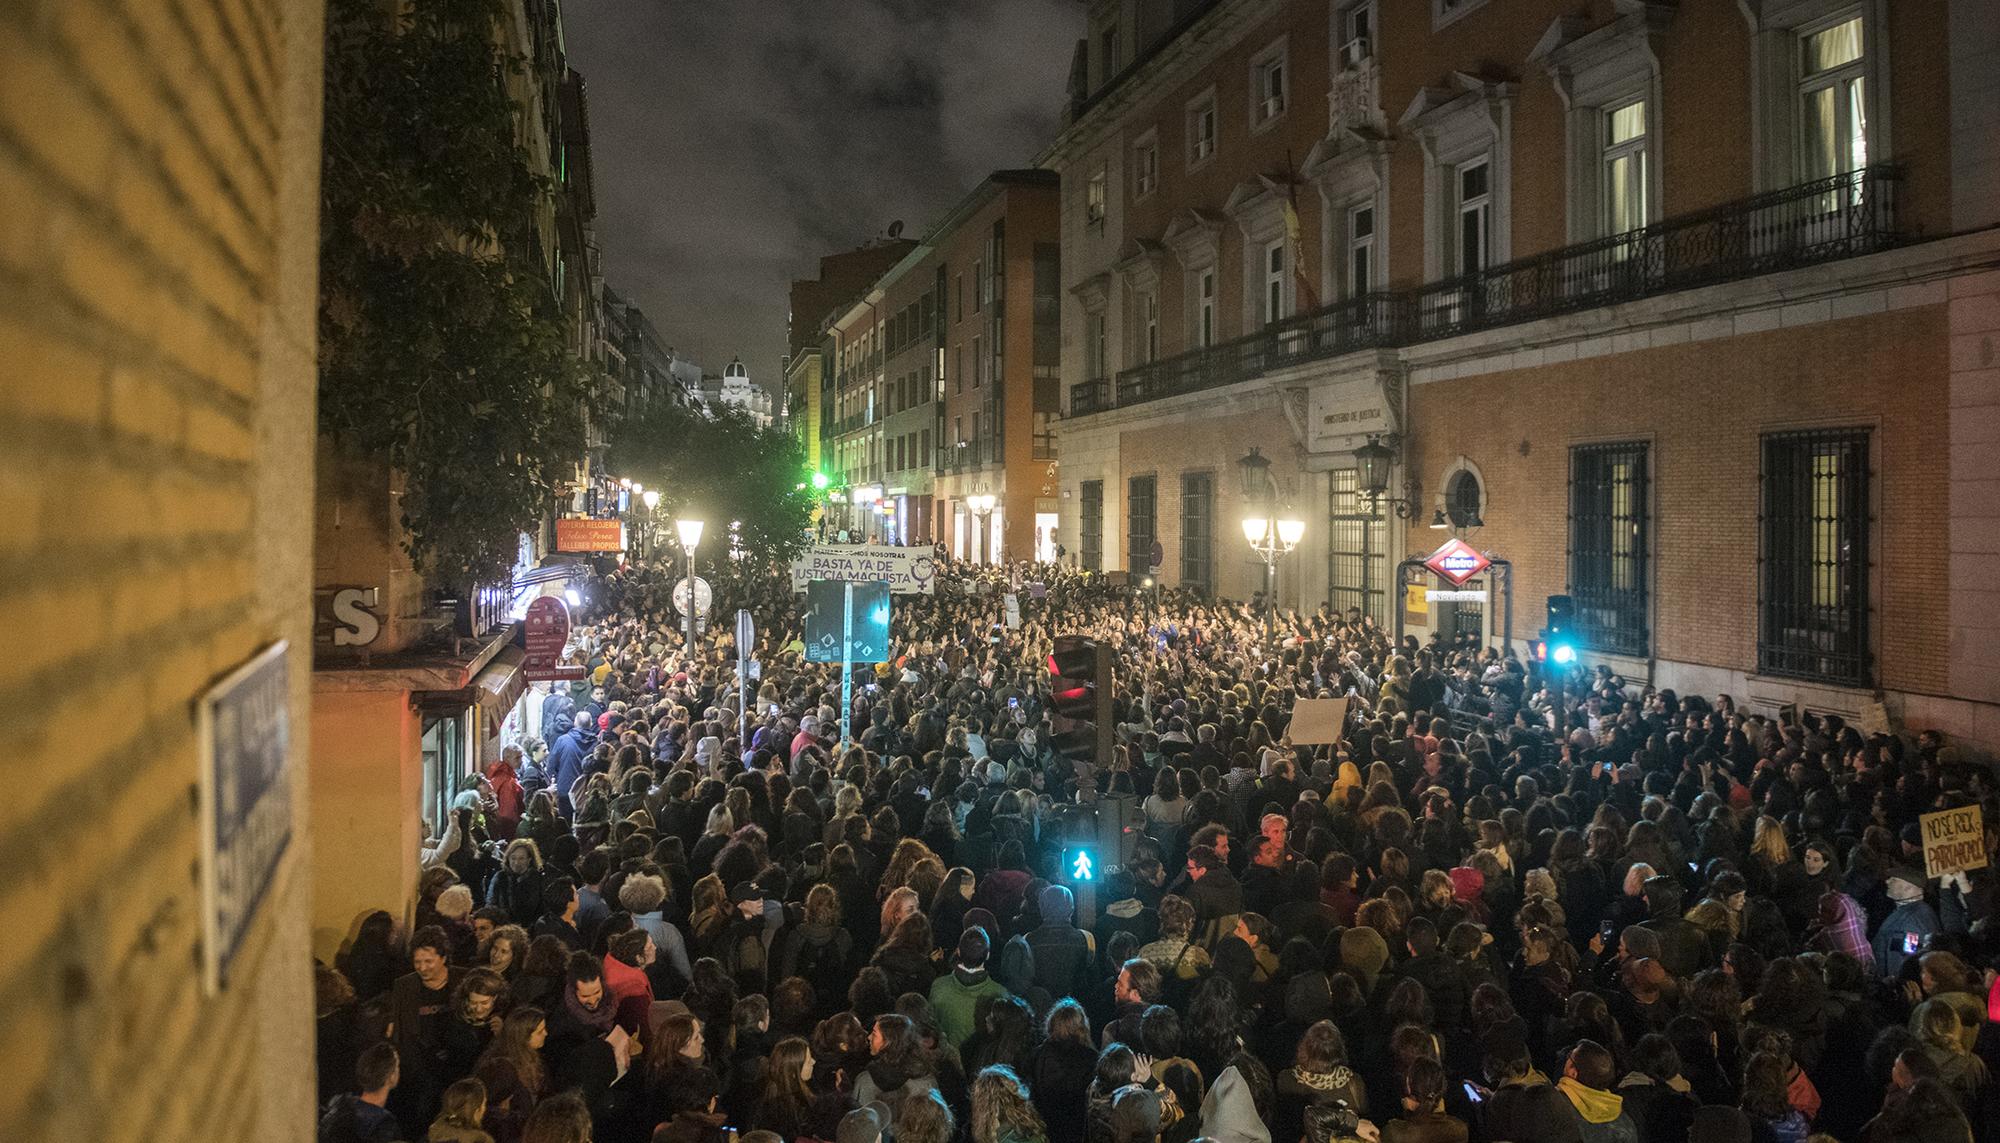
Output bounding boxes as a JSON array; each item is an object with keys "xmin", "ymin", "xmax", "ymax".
[{"xmin": 1064, "ymin": 847, "xmax": 1096, "ymax": 882}]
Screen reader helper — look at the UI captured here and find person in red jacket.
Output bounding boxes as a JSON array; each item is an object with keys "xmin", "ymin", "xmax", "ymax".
[{"xmin": 485, "ymin": 747, "xmax": 525, "ymax": 840}]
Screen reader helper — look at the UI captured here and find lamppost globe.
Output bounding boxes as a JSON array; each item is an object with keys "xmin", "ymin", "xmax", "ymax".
[
  {"xmin": 676, "ymin": 518, "xmax": 704, "ymax": 551},
  {"xmin": 641, "ymin": 489, "xmax": 660, "ymax": 511},
  {"xmin": 1241, "ymin": 515, "xmax": 1270, "ymax": 545},
  {"xmin": 1277, "ymin": 516, "xmax": 1306, "ymax": 547}
]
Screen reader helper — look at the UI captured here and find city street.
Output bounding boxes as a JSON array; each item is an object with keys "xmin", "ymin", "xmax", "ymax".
[{"xmin": 3, "ymin": 2, "xmax": 1999, "ymax": 1142}]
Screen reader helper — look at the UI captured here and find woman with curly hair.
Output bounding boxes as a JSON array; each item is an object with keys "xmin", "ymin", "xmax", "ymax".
[
  {"xmin": 443, "ymin": 968, "xmax": 508, "ymax": 1082},
  {"xmin": 971, "ymin": 1065, "xmax": 1050, "ymax": 1143}
]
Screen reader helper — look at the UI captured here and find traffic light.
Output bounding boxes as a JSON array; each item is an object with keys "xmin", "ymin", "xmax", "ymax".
[
  {"xmin": 1047, "ymin": 634, "xmax": 1114, "ymax": 765},
  {"xmin": 1545, "ymin": 595, "xmax": 1578, "ymax": 665}
]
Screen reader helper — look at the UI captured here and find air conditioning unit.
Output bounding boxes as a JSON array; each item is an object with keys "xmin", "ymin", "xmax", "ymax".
[
  {"xmin": 1261, "ymin": 95, "xmax": 1284, "ymax": 121},
  {"xmin": 1340, "ymin": 36, "xmax": 1371, "ymax": 67}
]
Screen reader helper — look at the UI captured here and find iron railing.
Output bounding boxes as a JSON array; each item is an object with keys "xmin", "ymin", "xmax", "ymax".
[
  {"xmin": 1758, "ymin": 427, "xmax": 1872, "ymax": 686},
  {"xmin": 1069, "ymin": 167, "xmax": 1902, "ymax": 417},
  {"xmin": 1114, "ymin": 291, "xmax": 1401, "ymax": 408}
]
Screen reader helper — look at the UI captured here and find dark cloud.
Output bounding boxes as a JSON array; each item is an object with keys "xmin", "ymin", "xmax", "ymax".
[{"xmin": 564, "ymin": 0, "xmax": 1085, "ymax": 392}]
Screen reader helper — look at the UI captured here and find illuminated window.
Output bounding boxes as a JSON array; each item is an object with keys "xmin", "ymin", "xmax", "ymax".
[
  {"xmin": 1760, "ymin": 428, "xmax": 1871, "ymax": 685},
  {"xmin": 1800, "ymin": 16, "xmax": 1867, "ymax": 181}
]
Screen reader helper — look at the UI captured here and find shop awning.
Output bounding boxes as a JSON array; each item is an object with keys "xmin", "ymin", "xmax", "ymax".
[{"xmin": 471, "ymin": 645, "xmax": 527, "ymax": 737}]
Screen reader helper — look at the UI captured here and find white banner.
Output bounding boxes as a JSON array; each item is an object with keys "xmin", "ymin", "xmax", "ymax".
[{"xmin": 789, "ymin": 544, "xmax": 939, "ymax": 595}]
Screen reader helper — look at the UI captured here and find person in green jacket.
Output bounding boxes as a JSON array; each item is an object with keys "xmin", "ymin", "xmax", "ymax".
[{"xmin": 930, "ymin": 927, "xmax": 1012, "ymax": 1049}]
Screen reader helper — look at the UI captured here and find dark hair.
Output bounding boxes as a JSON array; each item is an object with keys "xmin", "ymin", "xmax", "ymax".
[
  {"xmin": 542, "ymin": 876, "xmax": 577, "ymax": 917},
  {"xmin": 957, "ymin": 926, "xmax": 991, "ymax": 969},
  {"xmin": 564, "ymin": 950, "xmax": 602, "ymax": 986},
  {"xmin": 578, "ymin": 850, "xmax": 610, "ymax": 884},
  {"xmin": 1567, "ymin": 1040, "xmax": 1616, "ymax": 1090},
  {"xmin": 356, "ymin": 1042, "xmax": 399, "ymax": 1091},
  {"xmin": 1139, "ymin": 1005, "xmax": 1182, "ymax": 1058},
  {"xmin": 409, "ymin": 925, "xmax": 451, "ymax": 960},
  {"xmin": 1404, "ymin": 1055, "xmax": 1447, "ymax": 1108}
]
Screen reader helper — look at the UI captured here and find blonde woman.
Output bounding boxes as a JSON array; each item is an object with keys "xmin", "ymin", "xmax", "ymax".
[{"xmin": 987, "ymin": 1061, "xmax": 1057, "ymax": 1143}]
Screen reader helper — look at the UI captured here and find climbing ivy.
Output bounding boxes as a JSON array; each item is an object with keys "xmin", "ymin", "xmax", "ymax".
[{"xmin": 318, "ymin": 0, "xmax": 599, "ymax": 589}]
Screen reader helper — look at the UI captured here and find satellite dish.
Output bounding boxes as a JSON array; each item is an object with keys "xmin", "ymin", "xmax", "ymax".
[{"xmin": 887, "ymin": 220, "xmax": 904, "ymax": 238}]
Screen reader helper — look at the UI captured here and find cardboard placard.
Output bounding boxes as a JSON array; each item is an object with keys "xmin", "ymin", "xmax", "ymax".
[
  {"xmin": 1921, "ymin": 805, "xmax": 1988, "ymax": 879},
  {"xmin": 1289, "ymin": 697, "xmax": 1350, "ymax": 745}
]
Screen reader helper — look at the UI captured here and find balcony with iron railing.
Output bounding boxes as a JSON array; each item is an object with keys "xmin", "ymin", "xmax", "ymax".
[{"xmin": 1069, "ymin": 166, "xmax": 1903, "ymax": 417}]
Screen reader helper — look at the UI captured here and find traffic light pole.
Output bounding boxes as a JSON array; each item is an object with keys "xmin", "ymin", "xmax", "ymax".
[{"xmin": 839, "ymin": 581, "xmax": 854, "ymax": 750}]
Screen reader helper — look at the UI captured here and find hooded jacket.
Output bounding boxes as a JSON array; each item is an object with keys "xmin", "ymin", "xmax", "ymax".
[
  {"xmin": 1200, "ymin": 1065, "xmax": 1273, "ymax": 1143},
  {"xmin": 1557, "ymin": 1078, "xmax": 1638, "ymax": 1143}
]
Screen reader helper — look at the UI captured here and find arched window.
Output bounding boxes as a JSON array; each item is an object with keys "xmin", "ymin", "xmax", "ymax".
[{"xmin": 1446, "ymin": 469, "xmax": 1484, "ymax": 528}]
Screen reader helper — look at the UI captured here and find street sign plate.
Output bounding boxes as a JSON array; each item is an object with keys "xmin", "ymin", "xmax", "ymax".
[
  {"xmin": 1423, "ymin": 538, "xmax": 1491, "ymax": 587},
  {"xmin": 672, "ymin": 576, "xmax": 713, "ymax": 617}
]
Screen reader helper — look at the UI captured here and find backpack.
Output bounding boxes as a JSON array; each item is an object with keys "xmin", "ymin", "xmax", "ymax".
[
  {"xmin": 723, "ymin": 917, "xmax": 769, "ymax": 992},
  {"xmin": 786, "ymin": 929, "xmax": 851, "ymax": 1006}
]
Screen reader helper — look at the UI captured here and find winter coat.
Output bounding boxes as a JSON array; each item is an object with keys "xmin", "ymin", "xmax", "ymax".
[
  {"xmin": 485, "ymin": 867, "xmax": 546, "ymax": 928},
  {"xmin": 1874, "ymin": 899, "xmax": 1940, "ymax": 980}
]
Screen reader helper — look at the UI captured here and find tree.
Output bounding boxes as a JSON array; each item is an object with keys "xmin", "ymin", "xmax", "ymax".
[
  {"xmin": 318, "ymin": 0, "xmax": 599, "ymax": 589},
  {"xmin": 606, "ymin": 400, "xmax": 817, "ymax": 562}
]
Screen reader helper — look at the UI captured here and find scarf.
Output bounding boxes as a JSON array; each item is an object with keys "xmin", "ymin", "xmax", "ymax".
[
  {"xmin": 563, "ymin": 986, "xmax": 616, "ymax": 1035},
  {"xmin": 1293, "ymin": 1066, "xmax": 1357, "ymax": 1093}
]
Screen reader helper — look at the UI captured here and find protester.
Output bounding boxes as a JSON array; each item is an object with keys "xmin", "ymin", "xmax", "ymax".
[{"xmin": 311, "ymin": 554, "xmax": 2000, "ymax": 1143}]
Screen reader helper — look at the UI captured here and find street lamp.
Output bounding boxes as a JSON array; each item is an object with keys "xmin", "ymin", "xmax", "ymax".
[
  {"xmin": 1354, "ymin": 435, "xmax": 1421, "ymax": 519},
  {"xmin": 675, "ymin": 517, "xmax": 704, "ymax": 654},
  {"xmin": 1239, "ymin": 447, "xmax": 1303, "ymax": 649},
  {"xmin": 968, "ymin": 492, "xmax": 997, "ymax": 564},
  {"xmin": 640, "ymin": 488, "xmax": 661, "ymax": 558}
]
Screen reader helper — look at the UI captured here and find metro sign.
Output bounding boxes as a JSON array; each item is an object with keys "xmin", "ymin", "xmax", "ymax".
[{"xmin": 1424, "ymin": 538, "xmax": 1491, "ymax": 587}]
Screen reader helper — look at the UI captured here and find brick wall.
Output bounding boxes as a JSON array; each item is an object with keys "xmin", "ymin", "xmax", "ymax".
[
  {"xmin": 0, "ymin": 0, "xmax": 322, "ymax": 1138},
  {"xmin": 1405, "ymin": 305, "xmax": 1952, "ymax": 698}
]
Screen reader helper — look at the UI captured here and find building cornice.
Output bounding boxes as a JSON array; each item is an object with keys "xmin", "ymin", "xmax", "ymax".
[{"xmin": 1037, "ymin": 0, "xmax": 1285, "ymax": 171}]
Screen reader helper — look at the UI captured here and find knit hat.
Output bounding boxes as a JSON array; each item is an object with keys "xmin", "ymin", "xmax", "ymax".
[
  {"xmin": 1039, "ymin": 883, "xmax": 1074, "ymax": 924},
  {"xmin": 1886, "ymin": 867, "xmax": 1928, "ymax": 900},
  {"xmin": 837, "ymin": 1101, "xmax": 894, "ymax": 1143},
  {"xmin": 1338, "ymin": 926, "xmax": 1390, "ymax": 989},
  {"xmin": 1448, "ymin": 866, "xmax": 1486, "ymax": 904}
]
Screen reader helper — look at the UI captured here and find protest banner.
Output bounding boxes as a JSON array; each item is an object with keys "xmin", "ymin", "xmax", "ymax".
[{"xmin": 789, "ymin": 545, "xmax": 938, "ymax": 594}]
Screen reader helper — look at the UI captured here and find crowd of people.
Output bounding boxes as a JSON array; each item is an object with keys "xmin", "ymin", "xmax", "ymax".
[{"xmin": 316, "ymin": 552, "xmax": 2000, "ymax": 1143}]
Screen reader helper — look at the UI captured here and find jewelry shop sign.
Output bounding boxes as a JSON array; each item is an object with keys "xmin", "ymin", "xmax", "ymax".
[{"xmin": 197, "ymin": 641, "xmax": 292, "ymax": 994}]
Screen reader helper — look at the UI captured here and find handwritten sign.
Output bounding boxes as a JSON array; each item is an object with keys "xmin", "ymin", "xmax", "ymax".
[
  {"xmin": 1289, "ymin": 697, "xmax": 1350, "ymax": 745},
  {"xmin": 1921, "ymin": 805, "xmax": 1988, "ymax": 879},
  {"xmin": 789, "ymin": 544, "xmax": 937, "ymax": 594}
]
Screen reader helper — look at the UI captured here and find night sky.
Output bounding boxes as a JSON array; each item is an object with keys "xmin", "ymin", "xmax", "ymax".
[{"xmin": 564, "ymin": 0, "xmax": 1087, "ymax": 396}]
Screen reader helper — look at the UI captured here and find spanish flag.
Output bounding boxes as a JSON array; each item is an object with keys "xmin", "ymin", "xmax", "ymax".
[{"xmin": 1282, "ymin": 185, "xmax": 1320, "ymax": 312}]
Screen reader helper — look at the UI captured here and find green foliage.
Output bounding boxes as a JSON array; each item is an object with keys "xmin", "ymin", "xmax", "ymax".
[
  {"xmin": 606, "ymin": 400, "xmax": 818, "ymax": 562},
  {"xmin": 318, "ymin": 0, "xmax": 598, "ymax": 589}
]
